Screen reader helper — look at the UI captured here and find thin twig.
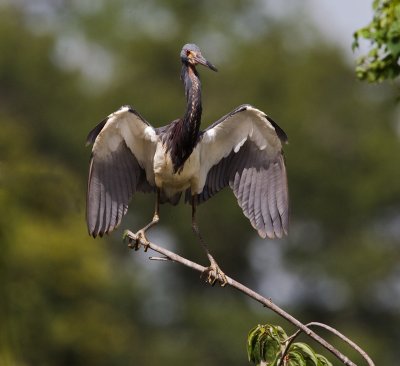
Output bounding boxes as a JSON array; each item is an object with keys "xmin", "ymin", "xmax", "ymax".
[
  {"xmin": 149, "ymin": 256, "xmax": 170, "ymax": 261},
  {"xmin": 306, "ymin": 322, "xmax": 375, "ymax": 366},
  {"xmin": 125, "ymin": 231, "xmax": 375, "ymax": 366},
  {"xmin": 277, "ymin": 329, "xmax": 302, "ymax": 366}
]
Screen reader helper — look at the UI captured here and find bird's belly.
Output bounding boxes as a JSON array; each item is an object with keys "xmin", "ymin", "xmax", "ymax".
[{"xmin": 153, "ymin": 143, "xmax": 200, "ymax": 195}]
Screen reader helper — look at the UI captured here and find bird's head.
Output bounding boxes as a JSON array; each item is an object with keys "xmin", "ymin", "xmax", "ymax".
[{"xmin": 180, "ymin": 44, "xmax": 217, "ymax": 72}]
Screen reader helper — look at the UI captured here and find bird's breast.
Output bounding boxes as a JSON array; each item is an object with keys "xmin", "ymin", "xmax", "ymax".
[{"xmin": 153, "ymin": 142, "xmax": 200, "ymax": 196}]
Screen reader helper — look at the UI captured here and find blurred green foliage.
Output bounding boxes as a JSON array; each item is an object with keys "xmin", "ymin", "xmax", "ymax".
[
  {"xmin": 353, "ymin": 0, "xmax": 400, "ymax": 82},
  {"xmin": 0, "ymin": 1, "xmax": 399, "ymax": 365}
]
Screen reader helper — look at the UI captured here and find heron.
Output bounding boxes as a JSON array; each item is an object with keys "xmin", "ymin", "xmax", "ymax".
[{"xmin": 86, "ymin": 43, "xmax": 289, "ymax": 286}]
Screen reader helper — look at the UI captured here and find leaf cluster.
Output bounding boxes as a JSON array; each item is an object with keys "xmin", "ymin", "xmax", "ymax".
[
  {"xmin": 247, "ymin": 325, "xmax": 332, "ymax": 366},
  {"xmin": 353, "ymin": 0, "xmax": 400, "ymax": 82}
]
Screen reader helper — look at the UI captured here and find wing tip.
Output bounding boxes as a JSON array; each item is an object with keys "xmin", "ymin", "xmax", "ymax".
[
  {"xmin": 265, "ymin": 115, "xmax": 288, "ymax": 143},
  {"xmin": 88, "ymin": 228, "xmax": 98, "ymax": 238},
  {"xmin": 89, "ymin": 222, "xmax": 122, "ymax": 239},
  {"xmin": 257, "ymin": 229, "xmax": 267, "ymax": 239},
  {"xmin": 92, "ymin": 229, "xmax": 106, "ymax": 238},
  {"xmin": 257, "ymin": 225, "xmax": 289, "ymax": 240},
  {"xmin": 86, "ymin": 117, "xmax": 109, "ymax": 146}
]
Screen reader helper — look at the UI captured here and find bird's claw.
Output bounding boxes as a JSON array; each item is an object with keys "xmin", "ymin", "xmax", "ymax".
[
  {"xmin": 201, "ymin": 263, "xmax": 228, "ymax": 287},
  {"xmin": 123, "ymin": 229, "xmax": 150, "ymax": 252}
]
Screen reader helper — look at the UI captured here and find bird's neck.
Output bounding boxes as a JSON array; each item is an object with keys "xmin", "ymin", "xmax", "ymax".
[
  {"xmin": 166, "ymin": 64, "xmax": 202, "ymax": 173},
  {"xmin": 181, "ymin": 64, "xmax": 202, "ymax": 143}
]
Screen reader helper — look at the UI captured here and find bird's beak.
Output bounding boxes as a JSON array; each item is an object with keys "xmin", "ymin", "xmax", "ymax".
[{"xmin": 195, "ymin": 54, "xmax": 218, "ymax": 72}]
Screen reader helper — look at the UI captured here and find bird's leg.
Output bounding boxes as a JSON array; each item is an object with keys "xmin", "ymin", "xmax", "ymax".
[
  {"xmin": 191, "ymin": 196, "xmax": 227, "ymax": 287},
  {"xmin": 125, "ymin": 190, "xmax": 160, "ymax": 252}
]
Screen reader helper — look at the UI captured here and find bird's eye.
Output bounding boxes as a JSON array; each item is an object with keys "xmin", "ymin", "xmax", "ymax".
[{"xmin": 186, "ymin": 50, "xmax": 191, "ymax": 57}]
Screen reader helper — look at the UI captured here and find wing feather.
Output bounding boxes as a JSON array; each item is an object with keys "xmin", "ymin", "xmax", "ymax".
[
  {"xmin": 248, "ymin": 168, "xmax": 258, "ymax": 223},
  {"xmin": 254, "ymin": 171, "xmax": 263, "ymax": 234},
  {"xmin": 218, "ymin": 153, "xmax": 229, "ymax": 191},
  {"xmin": 267, "ymin": 161, "xmax": 280, "ymax": 237},
  {"xmin": 114, "ymin": 152, "xmax": 126, "ymax": 223},
  {"xmin": 237, "ymin": 167, "xmax": 248, "ymax": 206},
  {"xmin": 87, "ymin": 159, "xmax": 101, "ymax": 235},
  {"xmin": 242, "ymin": 168, "xmax": 254, "ymax": 217},
  {"xmin": 261, "ymin": 169, "xmax": 274, "ymax": 238},
  {"xmin": 194, "ymin": 104, "xmax": 289, "ymax": 239},
  {"xmin": 210, "ymin": 160, "xmax": 216, "ymax": 192},
  {"xmin": 96, "ymin": 161, "xmax": 106, "ymax": 236},
  {"xmin": 86, "ymin": 106, "xmax": 157, "ymax": 237},
  {"xmin": 109, "ymin": 154, "xmax": 120, "ymax": 232},
  {"xmin": 115, "ymin": 150, "xmax": 129, "ymax": 217},
  {"xmin": 276, "ymin": 155, "xmax": 289, "ymax": 225}
]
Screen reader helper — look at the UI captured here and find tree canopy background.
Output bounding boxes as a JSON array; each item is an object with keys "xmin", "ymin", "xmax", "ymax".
[
  {"xmin": 353, "ymin": 0, "xmax": 400, "ymax": 82},
  {"xmin": 1, "ymin": 1, "xmax": 399, "ymax": 365}
]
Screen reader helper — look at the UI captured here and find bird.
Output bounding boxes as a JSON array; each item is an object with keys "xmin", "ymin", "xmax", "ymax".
[{"xmin": 86, "ymin": 43, "xmax": 289, "ymax": 286}]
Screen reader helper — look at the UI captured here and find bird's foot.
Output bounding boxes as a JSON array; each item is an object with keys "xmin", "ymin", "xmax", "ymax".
[
  {"xmin": 201, "ymin": 261, "xmax": 228, "ymax": 287},
  {"xmin": 123, "ymin": 229, "xmax": 150, "ymax": 252}
]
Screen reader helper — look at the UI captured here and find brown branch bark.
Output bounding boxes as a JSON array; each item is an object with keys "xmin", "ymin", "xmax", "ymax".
[{"xmin": 125, "ymin": 230, "xmax": 375, "ymax": 366}]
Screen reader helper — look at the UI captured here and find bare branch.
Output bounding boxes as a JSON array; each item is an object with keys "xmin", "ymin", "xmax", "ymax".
[
  {"xmin": 306, "ymin": 322, "xmax": 375, "ymax": 366},
  {"xmin": 125, "ymin": 230, "xmax": 375, "ymax": 366}
]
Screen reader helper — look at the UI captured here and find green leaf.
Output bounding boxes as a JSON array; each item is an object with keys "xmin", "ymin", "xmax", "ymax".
[
  {"xmin": 247, "ymin": 326, "xmax": 263, "ymax": 363},
  {"xmin": 372, "ymin": 0, "xmax": 381, "ymax": 11},
  {"xmin": 269, "ymin": 325, "xmax": 287, "ymax": 343},
  {"xmin": 368, "ymin": 47, "xmax": 379, "ymax": 57},
  {"xmin": 351, "ymin": 39, "xmax": 359, "ymax": 52},
  {"xmin": 247, "ymin": 324, "xmax": 287, "ymax": 365},
  {"xmin": 359, "ymin": 28, "xmax": 372, "ymax": 39},
  {"xmin": 287, "ymin": 350, "xmax": 306, "ymax": 366},
  {"xmin": 291, "ymin": 343, "xmax": 319, "ymax": 366},
  {"xmin": 316, "ymin": 354, "xmax": 333, "ymax": 366},
  {"xmin": 247, "ymin": 325, "xmax": 262, "ymax": 363},
  {"xmin": 387, "ymin": 39, "xmax": 400, "ymax": 56}
]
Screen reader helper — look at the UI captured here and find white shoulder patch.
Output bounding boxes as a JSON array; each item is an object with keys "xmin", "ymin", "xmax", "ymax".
[
  {"xmin": 116, "ymin": 105, "xmax": 131, "ymax": 115},
  {"xmin": 144, "ymin": 126, "xmax": 157, "ymax": 142},
  {"xmin": 107, "ymin": 133, "xmax": 122, "ymax": 151},
  {"xmin": 234, "ymin": 137, "xmax": 247, "ymax": 153},
  {"xmin": 203, "ymin": 128, "xmax": 216, "ymax": 143},
  {"xmin": 246, "ymin": 106, "xmax": 276, "ymax": 132},
  {"xmin": 245, "ymin": 105, "xmax": 262, "ymax": 115}
]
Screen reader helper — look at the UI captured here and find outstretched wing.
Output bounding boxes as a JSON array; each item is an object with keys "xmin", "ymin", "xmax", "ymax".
[
  {"xmin": 86, "ymin": 105, "xmax": 158, "ymax": 237},
  {"xmin": 195, "ymin": 104, "xmax": 289, "ymax": 239}
]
